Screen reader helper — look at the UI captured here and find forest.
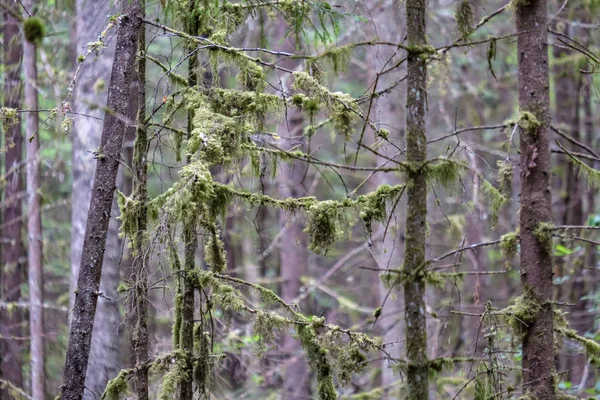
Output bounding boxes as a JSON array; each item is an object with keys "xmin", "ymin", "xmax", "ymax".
[{"xmin": 0, "ymin": 0, "xmax": 599, "ymax": 399}]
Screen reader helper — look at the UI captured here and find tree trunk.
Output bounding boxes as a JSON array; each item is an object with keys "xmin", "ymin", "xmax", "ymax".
[
  {"xmin": 60, "ymin": 2, "xmax": 143, "ymax": 398},
  {"xmin": 23, "ymin": 1, "xmax": 46, "ymax": 398},
  {"xmin": 515, "ymin": 0, "xmax": 555, "ymax": 397},
  {"xmin": 403, "ymin": 0, "xmax": 429, "ymax": 398},
  {"xmin": 0, "ymin": 6, "xmax": 24, "ymax": 393},
  {"xmin": 181, "ymin": 3, "xmax": 199, "ymax": 398},
  {"xmin": 126, "ymin": 1, "xmax": 149, "ymax": 397},
  {"xmin": 71, "ymin": 1, "xmax": 122, "ymax": 397}
]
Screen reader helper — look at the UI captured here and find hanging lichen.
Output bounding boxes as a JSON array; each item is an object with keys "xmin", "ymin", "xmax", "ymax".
[
  {"xmin": 455, "ymin": 0, "xmax": 474, "ymax": 39},
  {"xmin": 0, "ymin": 108, "xmax": 19, "ymax": 132},
  {"xmin": 497, "ymin": 160, "xmax": 514, "ymax": 197},
  {"xmin": 305, "ymin": 200, "xmax": 344, "ymax": 254},
  {"xmin": 480, "ymin": 178, "xmax": 507, "ymax": 230},
  {"xmin": 427, "ymin": 159, "xmax": 462, "ymax": 190},
  {"xmin": 100, "ymin": 369, "xmax": 131, "ymax": 400},
  {"xmin": 298, "ymin": 319, "xmax": 338, "ymax": 400},
  {"xmin": 500, "ymin": 230, "xmax": 519, "ymax": 269},
  {"xmin": 204, "ymin": 230, "xmax": 227, "ymax": 273}
]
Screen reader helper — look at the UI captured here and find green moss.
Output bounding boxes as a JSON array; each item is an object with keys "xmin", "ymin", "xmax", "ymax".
[
  {"xmin": 504, "ymin": 286, "xmax": 542, "ymax": 337},
  {"xmin": 305, "ymin": 200, "xmax": 343, "ymax": 254},
  {"xmin": 559, "ymin": 143, "xmax": 600, "ymax": 189},
  {"xmin": 157, "ymin": 354, "xmax": 188, "ymax": 400},
  {"xmin": 497, "ymin": 160, "xmax": 514, "ymax": 197},
  {"xmin": 204, "ymin": 230, "xmax": 227, "ymax": 273},
  {"xmin": 558, "ymin": 327, "xmax": 600, "ymax": 365},
  {"xmin": 455, "ymin": 0, "xmax": 474, "ymax": 39},
  {"xmin": 253, "ymin": 310, "xmax": 289, "ymax": 352},
  {"xmin": 533, "ymin": 222, "xmax": 554, "ymax": 250},
  {"xmin": 337, "ymin": 343, "xmax": 367, "ymax": 384},
  {"xmin": 24, "ymin": 17, "xmax": 46, "ymax": 44},
  {"xmin": 100, "ymin": 369, "xmax": 131, "ymax": 400},
  {"xmin": 0, "ymin": 108, "xmax": 19, "ymax": 132},
  {"xmin": 316, "ymin": 44, "xmax": 353, "ymax": 73},
  {"xmin": 518, "ymin": 111, "xmax": 542, "ymax": 134},
  {"xmin": 480, "ymin": 178, "xmax": 507, "ymax": 230},
  {"xmin": 298, "ymin": 322, "xmax": 338, "ymax": 400},
  {"xmin": 356, "ymin": 184, "xmax": 404, "ymax": 233},
  {"xmin": 427, "ymin": 159, "xmax": 462, "ymax": 190},
  {"xmin": 500, "ymin": 230, "xmax": 519, "ymax": 269}
]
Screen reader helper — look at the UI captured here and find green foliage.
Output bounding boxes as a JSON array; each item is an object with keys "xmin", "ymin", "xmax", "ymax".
[{"xmin": 24, "ymin": 17, "xmax": 46, "ymax": 44}]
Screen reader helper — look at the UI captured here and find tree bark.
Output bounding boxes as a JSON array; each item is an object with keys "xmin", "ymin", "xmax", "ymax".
[
  {"xmin": 0, "ymin": 6, "xmax": 24, "ymax": 393},
  {"xmin": 403, "ymin": 0, "xmax": 429, "ymax": 398},
  {"xmin": 516, "ymin": 0, "xmax": 555, "ymax": 397},
  {"xmin": 71, "ymin": 1, "xmax": 122, "ymax": 398},
  {"xmin": 60, "ymin": 2, "xmax": 143, "ymax": 399},
  {"xmin": 181, "ymin": 3, "xmax": 199, "ymax": 398},
  {"xmin": 22, "ymin": 1, "xmax": 46, "ymax": 397},
  {"xmin": 126, "ymin": 1, "xmax": 149, "ymax": 397}
]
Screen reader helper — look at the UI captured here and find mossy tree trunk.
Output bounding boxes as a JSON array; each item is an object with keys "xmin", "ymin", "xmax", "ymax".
[
  {"xmin": 126, "ymin": 1, "xmax": 149, "ymax": 398},
  {"xmin": 181, "ymin": 2, "xmax": 200, "ymax": 398},
  {"xmin": 403, "ymin": 0, "xmax": 429, "ymax": 398},
  {"xmin": 23, "ymin": 1, "xmax": 46, "ymax": 397},
  {"xmin": 60, "ymin": 1, "xmax": 143, "ymax": 398},
  {"xmin": 515, "ymin": 0, "xmax": 555, "ymax": 397},
  {"xmin": 0, "ymin": 4, "xmax": 25, "ymax": 393}
]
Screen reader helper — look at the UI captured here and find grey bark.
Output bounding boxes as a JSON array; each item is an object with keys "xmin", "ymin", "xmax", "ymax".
[
  {"xmin": 515, "ymin": 0, "xmax": 555, "ymax": 397},
  {"xmin": 0, "ymin": 6, "xmax": 24, "ymax": 393},
  {"xmin": 70, "ymin": 1, "xmax": 122, "ymax": 398},
  {"xmin": 23, "ymin": 1, "xmax": 46, "ymax": 397},
  {"xmin": 60, "ymin": 1, "xmax": 143, "ymax": 398},
  {"xmin": 403, "ymin": 0, "xmax": 429, "ymax": 398}
]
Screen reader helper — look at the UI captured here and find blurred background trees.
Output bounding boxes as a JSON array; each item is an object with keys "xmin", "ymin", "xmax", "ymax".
[{"xmin": 0, "ymin": 0, "xmax": 599, "ymax": 399}]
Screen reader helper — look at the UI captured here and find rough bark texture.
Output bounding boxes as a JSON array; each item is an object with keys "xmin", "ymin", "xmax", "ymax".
[
  {"xmin": 23, "ymin": 1, "xmax": 46, "ymax": 397},
  {"xmin": 60, "ymin": 2, "xmax": 143, "ymax": 399},
  {"xmin": 403, "ymin": 0, "xmax": 429, "ymax": 398},
  {"xmin": 0, "ymin": 7, "xmax": 24, "ymax": 392},
  {"xmin": 181, "ymin": 4, "xmax": 199, "ymax": 398},
  {"xmin": 126, "ymin": 3, "xmax": 149, "ymax": 397},
  {"xmin": 71, "ymin": 1, "xmax": 122, "ymax": 397},
  {"xmin": 516, "ymin": 0, "xmax": 555, "ymax": 398}
]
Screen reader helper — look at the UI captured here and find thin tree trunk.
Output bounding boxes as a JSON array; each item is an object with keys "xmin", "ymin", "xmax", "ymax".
[
  {"xmin": 22, "ymin": 1, "xmax": 46, "ymax": 397},
  {"xmin": 181, "ymin": 3, "xmax": 199, "ymax": 398},
  {"xmin": 71, "ymin": 1, "xmax": 122, "ymax": 397},
  {"xmin": 126, "ymin": 1, "xmax": 149, "ymax": 397},
  {"xmin": 0, "ymin": 6, "xmax": 24, "ymax": 393},
  {"xmin": 403, "ymin": 0, "xmax": 429, "ymax": 398},
  {"xmin": 60, "ymin": 2, "xmax": 143, "ymax": 398},
  {"xmin": 515, "ymin": 0, "xmax": 555, "ymax": 397}
]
